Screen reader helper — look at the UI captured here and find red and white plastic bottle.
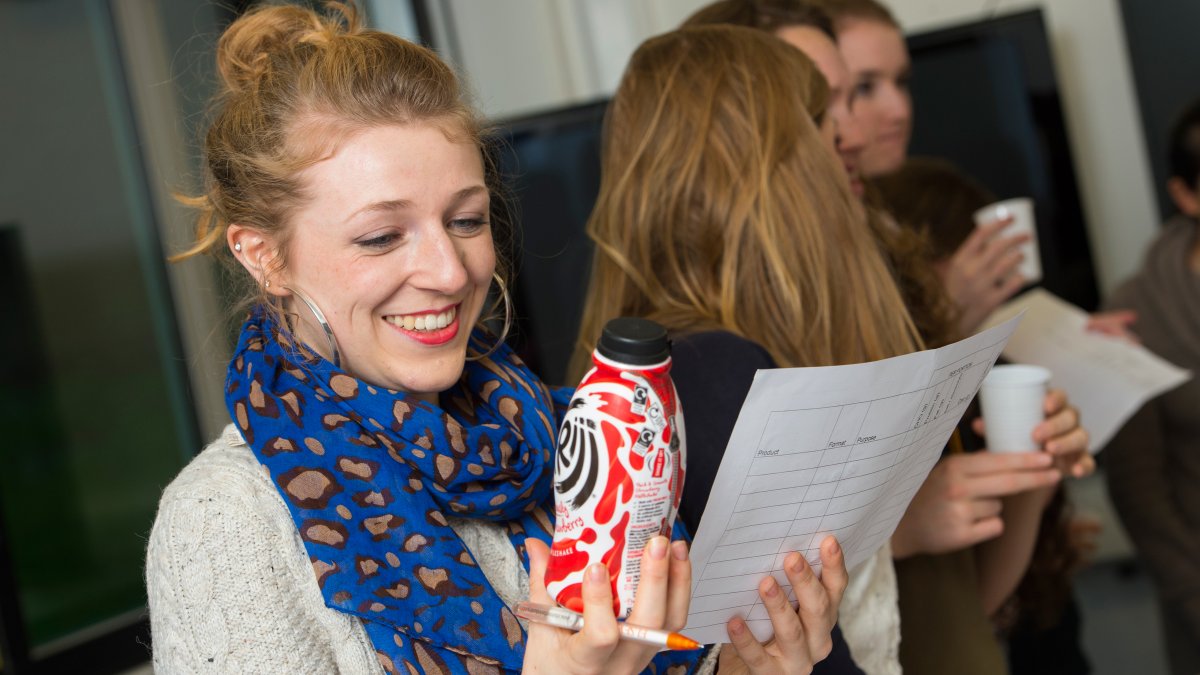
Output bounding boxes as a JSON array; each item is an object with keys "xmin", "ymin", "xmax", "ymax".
[{"xmin": 544, "ymin": 317, "xmax": 686, "ymax": 618}]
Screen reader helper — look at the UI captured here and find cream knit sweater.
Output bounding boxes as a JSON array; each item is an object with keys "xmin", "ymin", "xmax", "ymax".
[
  {"xmin": 146, "ymin": 425, "xmax": 531, "ymax": 673},
  {"xmin": 838, "ymin": 543, "xmax": 902, "ymax": 675},
  {"xmin": 146, "ymin": 426, "xmax": 719, "ymax": 674}
]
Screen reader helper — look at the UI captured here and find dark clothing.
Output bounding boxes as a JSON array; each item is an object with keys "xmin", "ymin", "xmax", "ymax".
[
  {"xmin": 1104, "ymin": 214, "xmax": 1200, "ymax": 675},
  {"xmin": 671, "ymin": 330, "xmax": 865, "ymax": 675},
  {"xmin": 673, "ymin": 330, "xmax": 775, "ymax": 535},
  {"xmin": 1006, "ymin": 591, "xmax": 1090, "ymax": 675}
]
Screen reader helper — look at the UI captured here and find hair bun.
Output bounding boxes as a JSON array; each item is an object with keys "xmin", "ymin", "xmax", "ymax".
[{"xmin": 216, "ymin": 3, "xmax": 360, "ymax": 94}]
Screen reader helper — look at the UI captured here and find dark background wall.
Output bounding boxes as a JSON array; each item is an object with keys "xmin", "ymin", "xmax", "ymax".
[{"xmin": 1119, "ymin": 0, "xmax": 1200, "ymax": 219}]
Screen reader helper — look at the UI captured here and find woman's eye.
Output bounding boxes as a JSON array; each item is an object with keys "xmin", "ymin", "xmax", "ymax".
[
  {"xmin": 358, "ymin": 232, "xmax": 402, "ymax": 249},
  {"xmin": 854, "ymin": 80, "xmax": 875, "ymax": 98},
  {"xmin": 449, "ymin": 218, "xmax": 488, "ymax": 235}
]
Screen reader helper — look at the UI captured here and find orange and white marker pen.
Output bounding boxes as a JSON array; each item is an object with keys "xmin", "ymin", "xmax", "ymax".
[{"xmin": 514, "ymin": 601, "xmax": 702, "ymax": 651}]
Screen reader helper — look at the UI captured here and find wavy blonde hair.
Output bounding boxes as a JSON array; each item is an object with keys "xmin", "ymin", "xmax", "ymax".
[
  {"xmin": 571, "ymin": 25, "xmax": 920, "ymax": 378},
  {"xmin": 174, "ymin": 2, "xmax": 512, "ymax": 331}
]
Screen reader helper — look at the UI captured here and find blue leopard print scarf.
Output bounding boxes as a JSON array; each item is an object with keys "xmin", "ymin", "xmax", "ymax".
[{"xmin": 226, "ymin": 306, "xmax": 701, "ymax": 674}]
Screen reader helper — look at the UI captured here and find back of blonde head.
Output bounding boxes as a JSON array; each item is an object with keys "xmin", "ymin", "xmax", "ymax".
[{"xmin": 571, "ymin": 25, "xmax": 920, "ymax": 378}]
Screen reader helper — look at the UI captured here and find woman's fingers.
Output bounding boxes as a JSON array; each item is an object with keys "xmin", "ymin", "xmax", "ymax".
[
  {"xmin": 524, "ymin": 539, "xmax": 554, "ymax": 605},
  {"xmin": 758, "ymin": 573, "xmax": 807, "ymax": 663},
  {"xmin": 955, "ymin": 448, "xmax": 1053, "ymax": 475},
  {"xmin": 970, "ymin": 497, "xmax": 1004, "ymax": 520},
  {"xmin": 983, "ymin": 244, "xmax": 1025, "ymax": 281},
  {"xmin": 1042, "ymin": 388, "xmax": 1069, "ymax": 416},
  {"xmin": 1069, "ymin": 452, "xmax": 1096, "ymax": 478},
  {"xmin": 987, "ymin": 270, "xmax": 1026, "ymax": 306},
  {"xmin": 1033, "ymin": 405, "xmax": 1079, "ymax": 445},
  {"xmin": 965, "ymin": 514, "xmax": 1005, "ymax": 544},
  {"xmin": 966, "ymin": 466, "xmax": 1061, "ymax": 498},
  {"xmin": 575, "ymin": 564, "xmax": 621, "ymax": 659},
  {"xmin": 664, "ymin": 540, "xmax": 692, "ymax": 631},
  {"xmin": 961, "ymin": 216, "xmax": 1015, "ymax": 256},
  {"xmin": 1086, "ymin": 310, "xmax": 1138, "ymax": 342},
  {"xmin": 625, "ymin": 536, "xmax": 671, "ymax": 629},
  {"xmin": 725, "ymin": 617, "xmax": 776, "ymax": 674},
  {"xmin": 817, "ymin": 537, "xmax": 848, "ymax": 610},
  {"xmin": 1044, "ymin": 426, "xmax": 1089, "ymax": 457}
]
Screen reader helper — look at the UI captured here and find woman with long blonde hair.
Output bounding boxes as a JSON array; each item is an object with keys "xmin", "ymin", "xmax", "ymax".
[
  {"xmin": 573, "ymin": 25, "xmax": 921, "ymax": 674},
  {"xmin": 573, "ymin": 26, "xmax": 919, "ymax": 373}
]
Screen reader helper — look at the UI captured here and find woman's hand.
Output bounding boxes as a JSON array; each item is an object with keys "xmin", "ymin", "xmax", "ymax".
[
  {"xmin": 522, "ymin": 536, "xmax": 691, "ymax": 675},
  {"xmin": 939, "ymin": 216, "xmax": 1030, "ymax": 335},
  {"xmin": 1085, "ymin": 310, "xmax": 1139, "ymax": 344},
  {"xmin": 891, "ymin": 450, "xmax": 1061, "ymax": 559},
  {"xmin": 973, "ymin": 388, "xmax": 1094, "ymax": 479},
  {"xmin": 717, "ymin": 536, "xmax": 847, "ymax": 675}
]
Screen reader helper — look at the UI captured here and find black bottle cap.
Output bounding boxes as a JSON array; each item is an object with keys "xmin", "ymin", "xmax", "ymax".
[{"xmin": 597, "ymin": 317, "xmax": 670, "ymax": 366}]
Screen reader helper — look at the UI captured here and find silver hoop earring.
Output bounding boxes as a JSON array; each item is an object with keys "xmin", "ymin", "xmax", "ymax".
[
  {"xmin": 282, "ymin": 285, "xmax": 342, "ymax": 368},
  {"xmin": 466, "ymin": 272, "xmax": 513, "ymax": 362}
]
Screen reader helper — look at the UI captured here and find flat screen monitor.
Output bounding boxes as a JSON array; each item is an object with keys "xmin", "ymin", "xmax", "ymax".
[
  {"xmin": 495, "ymin": 100, "xmax": 607, "ymax": 385},
  {"xmin": 906, "ymin": 8, "xmax": 1100, "ymax": 310}
]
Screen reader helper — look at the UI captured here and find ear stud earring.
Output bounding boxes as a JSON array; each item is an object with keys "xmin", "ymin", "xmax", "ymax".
[{"xmin": 234, "ymin": 242, "xmax": 243, "ymax": 252}]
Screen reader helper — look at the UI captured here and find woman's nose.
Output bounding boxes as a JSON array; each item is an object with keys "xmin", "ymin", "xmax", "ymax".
[{"xmin": 411, "ymin": 225, "xmax": 469, "ymax": 291}]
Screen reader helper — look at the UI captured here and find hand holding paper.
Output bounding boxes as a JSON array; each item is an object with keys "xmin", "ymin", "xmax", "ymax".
[
  {"xmin": 683, "ymin": 318, "xmax": 1022, "ymax": 644},
  {"xmin": 983, "ymin": 289, "xmax": 1190, "ymax": 451}
]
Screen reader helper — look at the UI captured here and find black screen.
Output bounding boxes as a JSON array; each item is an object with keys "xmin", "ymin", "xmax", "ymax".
[{"xmin": 907, "ymin": 8, "xmax": 1099, "ymax": 310}]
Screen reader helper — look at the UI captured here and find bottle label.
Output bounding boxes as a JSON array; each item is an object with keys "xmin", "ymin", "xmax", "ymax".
[{"xmin": 544, "ymin": 358, "xmax": 686, "ymax": 618}]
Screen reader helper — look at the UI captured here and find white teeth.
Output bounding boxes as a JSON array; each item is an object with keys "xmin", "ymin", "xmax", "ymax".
[{"xmin": 388, "ymin": 306, "xmax": 457, "ymax": 332}]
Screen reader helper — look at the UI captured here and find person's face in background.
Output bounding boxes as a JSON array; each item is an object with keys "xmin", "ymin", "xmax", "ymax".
[
  {"xmin": 776, "ymin": 25, "xmax": 869, "ymax": 198},
  {"xmin": 237, "ymin": 124, "xmax": 496, "ymax": 402},
  {"xmin": 837, "ymin": 18, "xmax": 912, "ymax": 177}
]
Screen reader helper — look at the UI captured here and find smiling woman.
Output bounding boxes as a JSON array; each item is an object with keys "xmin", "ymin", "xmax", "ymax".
[
  {"xmin": 144, "ymin": 3, "xmax": 707, "ymax": 674},
  {"xmin": 228, "ymin": 124, "xmax": 498, "ymax": 400}
]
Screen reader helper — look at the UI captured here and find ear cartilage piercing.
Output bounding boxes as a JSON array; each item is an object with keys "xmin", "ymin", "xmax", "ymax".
[{"xmin": 234, "ymin": 242, "xmax": 243, "ymax": 252}]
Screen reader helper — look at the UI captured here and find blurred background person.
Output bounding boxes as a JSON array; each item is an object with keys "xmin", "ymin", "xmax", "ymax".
[{"xmin": 1102, "ymin": 97, "xmax": 1200, "ymax": 675}]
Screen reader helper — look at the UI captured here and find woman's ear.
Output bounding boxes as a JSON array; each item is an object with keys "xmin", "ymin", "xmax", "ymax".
[
  {"xmin": 227, "ymin": 224, "xmax": 288, "ymax": 297},
  {"xmin": 1167, "ymin": 176, "xmax": 1200, "ymax": 218}
]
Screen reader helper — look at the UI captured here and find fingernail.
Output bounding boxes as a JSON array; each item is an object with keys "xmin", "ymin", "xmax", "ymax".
[
  {"xmin": 729, "ymin": 618, "xmax": 745, "ymax": 637},
  {"xmin": 763, "ymin": 577, "xmax": 779, "ymax": 597},
  {"xmin": 672, "ymin": 540, "xmax": 689, "ymax": 561},
  {"xmin": 787, "ymin": 552, "xmax": 804, "ymax": 573},
  {"xmin": 587, "ymin": 564, "xmax": 606, "ymax": 582},
  {"xmin": 827, "ymin": 537, "xmax": 841, "ymax": 555},
  {"xmin": 649, "ymin": 537, "xmax": 667, "ymax": 560}
]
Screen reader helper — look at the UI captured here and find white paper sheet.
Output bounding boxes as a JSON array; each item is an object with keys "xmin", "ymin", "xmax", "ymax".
[
  {"xmin": 683, "ymin": 317, "xmax": 1021, "ymax": 645},
  {"xmin": 982, "ymin": 289, "xmax": 1190, "ymax": 452}
]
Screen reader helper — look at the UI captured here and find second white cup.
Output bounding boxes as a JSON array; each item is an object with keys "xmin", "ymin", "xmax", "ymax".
[
  {"xmin": 973, "ymin": 197, "xmax": 1042, "ymax": 285},
  {"xmin": 978, "ymin": 364, "xmax": 1051, "ymax": 453}
]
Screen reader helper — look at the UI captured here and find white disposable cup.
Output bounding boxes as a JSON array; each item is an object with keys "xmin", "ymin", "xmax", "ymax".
[
  {"xmin": 973, "ymin": 197, "xmax": 1042, "ymax": 285},
  {"xmin": 978, "ymin": 364, "xmax": 1050, "ymax": 453}
]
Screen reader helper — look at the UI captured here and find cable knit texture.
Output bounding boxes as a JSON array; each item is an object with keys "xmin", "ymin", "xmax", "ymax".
[
  {"xmin": 147, "ymin": 426, "xmax": 383, "ymax": 673},
  {"xmin": 838, "ymin": 543, "xmax": 902, "ymax": 675},
  {"xmin": 147, "ymin": 425, "xmax": 720, "ymax": 674}
]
